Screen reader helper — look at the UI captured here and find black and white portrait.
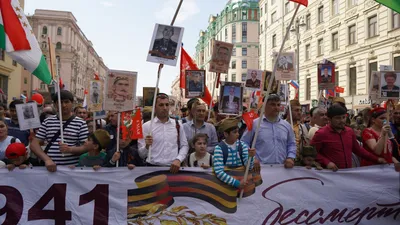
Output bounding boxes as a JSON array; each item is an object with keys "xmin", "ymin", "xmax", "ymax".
[
  {"xmin": 209, "ymin": 40, "xmax": 233, "ymax": 74},
  {"xmin": 15, "ymin": 102, "xmax": 41, "ymax": 130},
  {"xmin": 245, "ymin": 69, "xmax": 263, "ymax": 90},
  {"xmin": 147, "ymin": 24, "xmax": 184, "ymax": 66},
  {"xmin": 89, "ymin": 80, "xmax": 104, "ymax": 112},
  {"xmin": 276, "ymin": 52, "xmax": 296, "ymax": 80},
  {"xmin": 185, "ymin": 70, "xmax": 205, "ymax": 98},
  {"xmin": 23, "ymin": 105, "xmax": 34, "ymax": 119}
]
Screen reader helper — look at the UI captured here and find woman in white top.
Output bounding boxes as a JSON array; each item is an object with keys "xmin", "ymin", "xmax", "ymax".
[{"xmin": 0, "ymin": 119, "xmax": 21, "ymax": 160}]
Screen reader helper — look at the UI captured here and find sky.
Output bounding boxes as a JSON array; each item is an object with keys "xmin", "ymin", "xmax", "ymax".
[{"xmin": 24, "ymin": 0, "xmax": 228, "ymax": 96}]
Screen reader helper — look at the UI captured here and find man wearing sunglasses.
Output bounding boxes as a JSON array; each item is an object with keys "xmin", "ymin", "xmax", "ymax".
[{"xmin": 138, "ymin": 93, "xmax": 189, "ymax": 173}]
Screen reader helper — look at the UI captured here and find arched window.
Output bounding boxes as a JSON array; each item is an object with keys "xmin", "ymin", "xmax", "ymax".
[
  {"xmin": 56, "ymin": 42, "xmax": 62, "ymax": 49},
  {"xmin": 41, "ymin": 41, "xmax": 47, "ymax": 49},
  {"xmin": 57, "ymin": 27, "xmax": 62, "ymax": 35},
  {"xmin": 42, "ymin": 26, "xmax": 47, "ymax": 35}
]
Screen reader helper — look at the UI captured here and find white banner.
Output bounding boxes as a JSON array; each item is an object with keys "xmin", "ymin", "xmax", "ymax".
[{"xmin": 0, "ymin": 165, "xmax": 399, "ymax": 225}]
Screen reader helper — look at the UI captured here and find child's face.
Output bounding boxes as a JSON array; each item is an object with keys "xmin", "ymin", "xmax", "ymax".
[
  {"xmin": 302, "ymin": 156, "xmax": 314, "ymax": 166},
  {"xmin": 84, "ymin": 138, "xmax": 97, "ymax": 151},
  {"xmin": 224, "ymin": 128, "xmax": 239, "ymax": 143},
  {"xmin": 194, "ymin": 138, "xmax": 207, "ymax": 154},
  {"xmin": 9, "ymin": 155, "xmax": 27, "ymax": 166}
]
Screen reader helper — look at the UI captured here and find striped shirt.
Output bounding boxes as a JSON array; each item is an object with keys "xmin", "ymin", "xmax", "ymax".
[
  {"xmin": 213, "ymin": 140, "xmax": 254, "ymax": 188},
  {"xmin": 36, "ymin": 115, "xmax": 89, "ymax": 165}
]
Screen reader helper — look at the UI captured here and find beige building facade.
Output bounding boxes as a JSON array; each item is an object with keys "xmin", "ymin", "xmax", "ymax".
[
  {"xmin": 260, "ymin": 0, "xmax": 400, "ymax": 111},
  {"xmin": 194, "ymin": 0, "xmax": 260, "ymax": 105},
  {"xmin": 27, "ymin": 9, "xmax": 108, "ymax": 102}
]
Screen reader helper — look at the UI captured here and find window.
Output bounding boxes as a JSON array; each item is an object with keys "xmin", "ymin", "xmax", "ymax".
[
  {"xmin": 285, "ymin": 2, "xmax": 290, "ymax": 14},
  {"xmin": 232, "ymin": 61, "xmax": 236, "ymax": 69},
  {"xmin": 232, "ymin": 47, "xmax": 236, "ymax": 56},
  {"xmin": 225, "ymin": 27, "xmax": 228, "ymax": 42},
  {"xmin": 242, "ymin": 73, "xmax": 247, "ymax": 82},
  {"xmin": 56, "ymin": 42, "xmax": 62, "ymax": 49},
  {"xmin": 349, "ymin": 67, "xmax": 357, "ymax": 95},
  {"xmin": 271, "ymin": 12, "xmax": 277, "ymax": 23},
  {"xmin": 260, "ymin": 24, "xmax": 263, "ymax": 34},
  {"xmin": 332, "ymin": 0, "xmax": 339, "ymax": 16},
  {"xmin": 242, "ymin": 11, "xmax": 247, "ymax": 20},
  {"xmin": 368, "ymin": 15, "xmax": 378, "ymax": 38},
  {"xmin": 56, "ymin": 56, "xmax": 61, "ymax": 68},
  {"xmin": 43, "ymin": 55, "xmax": 46, "ymax": 61},
  {"xmin": 306, "ymin": 14, "xmax": 311, "ymax": 30},
  {"xmin": 259, "ymin": 44, "xmax": 262, "ymax": 56},
  {"xmin": 0, "ymin": 48, "xmax": 4, "ymax": 61},
  {"xmin": 393, "ymin": 11, "xmax": 400, "ymax": 29},
  {"xmin": 232, "ymin": 73, "xmax": 236, "ymax": 82},
  {"xmin": 40, "ymin": 82, "xmax": 46, "ymax": 90},
  {"xmin": 242, "ymin": 60, "xmax": 247, "ymax": 69},
  {"xmin": 318, "ymin": 39, "xmax": 324, "ymax": 55},
  {"xmin": 318, "ymin": 6, "xmax": 324, "ymax": 24},
  {"xmin": 24, "ymin": 78, "xmax": 27, "ymax": 84},
  {"xmin": 348, "ymin": 0, "xmax": 357, "ymax": 7},
  {"xmin": 42, "ymin": 26, "xmax": 47, "ymax": 35},
  {"xmin": 225, "ymin": 76, "xmax": 228, "ymax": 82},
  {"xmin": 272, "ymin": 34, "xmax": 277, "ymax": 47},
  {"xmin": 265, "ymin": 3, "xmax": 267, "ymax": 13},
  {"xmin": 12, "ymin": 60, "xmax": 17, "ymax": 66},
  {"xmin": 57, "ymin": 27, "xmax": 62, "ymax": 35},
  {"xmin": 368, "ymin": 62, "xmax": 378, "ymax": 87},
  {"xmin": 394, "ymin": 56, "xmax": 400, "ymax": 70},
  {"xmin": 242, "ymin": 47, "xmax": 247, "ymax": 56},
  {"xmin": 242, "ymin": 22, "xmax": 247, "ymax": 42},
  {"xmin": 41, "ymin": 41, "xmax": 47, "ymax": 49},
  {"xmin": 332, "ymin": 32, "xmax": 339, "ymax": 50},
  {"xmin": 305, "ymin": 44, "xmax": 310, "ymax": 60},
  {"xmin": 261, "ymin": 7, "xmax": 263, "ymax": 17},
  {"xmin": 335, "ymin": 71, "xmax": 339, "ymax": 87},
  {"xmin": 306, "ymin": 78, "xmax": 311, "ymax": 100},
  {"xmin": 232, "ymin": 23, "xmax": 236, "ymax": 43},
  {"xmin": 271, "ymin": 0, "xmax": 275, "ymax": 5},
  {"xmin": 349, "ymin": 25, "xmax": 356, "ymax": 45}
]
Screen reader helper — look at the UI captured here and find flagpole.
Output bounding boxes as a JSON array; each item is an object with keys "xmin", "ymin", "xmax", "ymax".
[
  {"xmin": 208, "ymin": 73, "xmax": 220, "ymax": 120},
  {"xmin": 116, "ymin": 112, "xmax": 121, "ymax": 168},
  {"xmin": 55, "ymin": 59, "xmax": 64, "ymax": 143},
  {"xmin": 240, "ymin": 3, "xmax": 301, "ymax": 200},
  {"xmin": 93, "ymin": 117, "xmax": 96, "ymax": 132},
  {"xmin": 148, "ymin": 0, "xmax": 183, "ymax": 164}
]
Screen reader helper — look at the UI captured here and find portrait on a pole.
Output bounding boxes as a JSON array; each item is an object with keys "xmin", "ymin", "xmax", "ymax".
[
  {"xmin": 209, "ymin": 40, "xmax": 233, "ymax": 74},
  {"xmin": 16, "ymin": 102, "xmax": 41, "ymax": 130},
  {"xmin": 143, "ymin": 87, "xmax": 159, "ymax": 107},
  {"xmin": 379, "ymin": 71, "xmax": 400, "ymax": 99},
  {"xmin": 318, "ymin": 64, "xmax": 335, "ymax": 90},
  {"xmin": 88, "ymin": 79, "xmax": 104, "ymax": 112},
  {"xmin": 369, "ymin": 71, "xmax": 380, "ymax": 101},
  {"xmin": 275, "ymin": 52, "xmax": 296, "ymax": 80},
  {"xmin": 147, "ymin": 24, "xmax": 184, "ymax": 66},
  {"xmin": 263, "ymin": 70, "xmax": 280, "ymax": 93},
  {"xmin": 245, "ymin": 69, "xmax": 263, "ymax": 90},
  {"xmin": 218, "ymin": 81, "xmax": 243, "ymax": 116},
  {"xmin": 105, "ymin": 71, "xmax": 137, "ymax": 112},
  {"xmin": 185, "ymin": 70, "xmax": 205, "ymax": 98}
]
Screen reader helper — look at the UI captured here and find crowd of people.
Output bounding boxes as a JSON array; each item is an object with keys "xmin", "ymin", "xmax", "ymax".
[{"xmin": 0, "ymin": 90, "xmax": 399, "ymax": 189}]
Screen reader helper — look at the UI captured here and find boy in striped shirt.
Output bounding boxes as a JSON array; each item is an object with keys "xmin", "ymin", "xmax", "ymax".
[{"xmin": 214, "ymin": 118, "xmax": 255, "ymax": 189}]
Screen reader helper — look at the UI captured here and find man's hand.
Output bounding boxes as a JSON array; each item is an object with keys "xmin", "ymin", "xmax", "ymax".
[
  {"xmin": 127, "ymin": 164, "xmax": 135, "ymax": 170},
  {"xmin": 327, "ymin": 162, "xmax": 338, "ymax": 172},
  {"xmin": 377, "ymin": 157, "xmax": 388, "ymax": 164},
  {"xmin": 6, "ymin": 164, "xmax": 15, "ymax": 171},
  {"xmin": 170, "ymin": 159, "xmax": 181, "ymax": 174},
  {"xmin": 145, "ymin": 136, "xmax": 153, "ymax": 149},
  {"xmin": 248, "ymin": 148, "xmax": 256, "ymax": 157},
  {"xmin": 111, "ymin": 152, "xmax": 121, "ymax": 163},
  {"xmin": 284, "ymin": 158, "xmax": 295, "ymax": 169},
  {"xmin": 45, "ymin": 159, "xmax": 57, "ymax": 172},
  {"xmin": 238, "ymin": 179, "xmax": 248, "ymax": 189},
  {"xmin": 59, "ymin": 143, "xmax": 71, "ymax": 154},
  {"xmin": 19, "ymin": 164, "xmax": 28, "ymax": 169},
  {"xmin": 252, "ymin": 158, "xmax": 261, "ymax": 173}
]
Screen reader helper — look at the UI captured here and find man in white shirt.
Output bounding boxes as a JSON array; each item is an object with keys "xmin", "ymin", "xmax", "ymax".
[
  {"xmin": 308, "ymin": 107, "xmax": 328, "ymax": 140},
  {"xmin": 138, "ymin": 93, "xmax": 189, "ymax": 173}
]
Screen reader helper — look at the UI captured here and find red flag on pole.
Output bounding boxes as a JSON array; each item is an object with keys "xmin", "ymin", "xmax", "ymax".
[
  {"xmin": 94, "ymin": 72, "xmax": 100, "ymax": 80},
  {"xmin": 289, "ymin": 0, "xmax": 308, "ymax": 7},
  {"xmin": 242, "ymin": 111, "xmax": 259, "ymax": 131},
  {"xmin": 335, "ymin": 86, "xmax": 344, "ymax": 93},
  {"xmin": 180, "ymin": 47, "xmax": 213, "ymax": 106}
]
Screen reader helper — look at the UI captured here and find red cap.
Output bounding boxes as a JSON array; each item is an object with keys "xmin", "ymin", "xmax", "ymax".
[
  {"xmin": 369, "ymin": 107, "xmax": 386, "ymax": 118},
  {"xmin": 5, "ymin": 143, "xmax": 27, "ymax": 159},
  {"xmin": 31, "ymin": 93, "xmax": 44, "ymax": 105}
]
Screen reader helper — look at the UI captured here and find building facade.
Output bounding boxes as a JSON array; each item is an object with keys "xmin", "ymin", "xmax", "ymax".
[
  {"xmin": 260, "ymin": 0, "xmax": 400, "ymax": 111},
  {"xmin": 194, "ymin": 0, "xmax": 260, "ymax": 104},
  {"xmin": 27, "ymin": 9, "xmax": 108, "ymax": 102}
]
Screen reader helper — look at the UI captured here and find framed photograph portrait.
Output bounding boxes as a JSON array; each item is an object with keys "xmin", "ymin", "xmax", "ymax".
[
  {"xmin": 379, "ymin": 71, "xmax": 400, "ymax": 99},
  {"xmin": 147, "ymin": 24, "xmax": 184, "ymax": 66},
  {"xmin": 88, "ymin": 79, "xmax": 104, "ymax": 112},
  {"xmin": 105, "ymin": 71, "xmax": 137, "ymax": 112},
  {"xmin": 279, "ymin": 83, "xmax": 287, "ymax": 102},
  {"xmin": 218, "ymin": 82, "xmax": 243, "ymax": 116},
  {"xmin": 245, "ymin": 69, "xmax": 263, "ymax": 90},
  {"xmin": 263, "ymin": 70, "xmax": 280, "ymax": 93},
  {"xmin": 185, "ymin": 70, "xmax": 205, "ymax": 98},
  {"xmin": 369, "ymin": 71, "xmax": 380, "ymax": 101},
  {"xmin": 318, "ymin": 64, "xmax": 335, "ymax": 90},
  {"xmin": 16, "ymin": 102, "xmax": 41, "ymax": 130},
  {"xmin": 276, "ymin": 52, "xmax": 296, "ymax": 80},
  {"xmin": 209, "ymin": 40, "xmax": 234, "ymax": 74},
  {"xmin": 143, "ymin": 87, "xmax": 159, "ymax": 107}
]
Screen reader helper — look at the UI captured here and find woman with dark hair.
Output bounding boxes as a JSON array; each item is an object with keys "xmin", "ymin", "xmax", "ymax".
[
  {"xmin": 0, "ymin": 119, "xmax": 21, "ymax": 160},
  {"xmin": 361, "ymin": 107, "xmax": 397, "ymax": 166}
]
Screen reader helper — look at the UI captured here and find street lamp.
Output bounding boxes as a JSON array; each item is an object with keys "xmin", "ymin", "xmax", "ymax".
[{"xmin": 290, "ymin": 17, "xmax": 306, "ymax": 97}]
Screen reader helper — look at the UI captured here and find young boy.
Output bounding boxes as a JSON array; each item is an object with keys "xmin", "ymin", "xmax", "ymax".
[
  {"xmin": 213, "ymin": 118, "xmax": 256, "ymax": 189},
  {"xmin": 77, "ymin": 129, "xmax": 110, "ymax": 168},
  {"xmin": 294, "ymin": 146, "xmax": 323, "ymax": 170},
  {"xmin": 5, "ymin": 143, "xmax": 30, "ymax": 171}
]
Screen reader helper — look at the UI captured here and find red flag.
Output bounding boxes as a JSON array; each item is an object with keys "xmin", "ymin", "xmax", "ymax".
[
  {"xmin": 94, "ymin": 72, "xmax": 100, "ymax": 80},
  {"xmin": 59, "ymin": 77, "xmax": 64, "ymax": 90},
  {"xmin": 180, "ymin": 47, "xmax": 213, "ymax": 106},
  {"xmin": 130, "ymin": 109, "xmax": 143, "ymax": 140},
  {"xmin": 335, "ymin": 86, "xmax": 344, "ymax": 93},
  {"xmin": 242, "ymin": 111, "xmax": 259, "ymax": 131},
  {"xmin": 84, "ymin": 89, "xmax": 88, "ymax": 95},
  {"xmin": 289, "ymin": 0, "xmax": 308, "ymax": 7}
]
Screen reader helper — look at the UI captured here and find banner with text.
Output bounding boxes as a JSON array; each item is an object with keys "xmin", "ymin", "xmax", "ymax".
[{"xmin": 0, "ymin": 165, "xmax": 398, "ymax": 225}]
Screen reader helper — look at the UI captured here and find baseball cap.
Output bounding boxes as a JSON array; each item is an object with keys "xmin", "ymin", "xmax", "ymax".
[{"xmin": 5, "ymin": 143, "xmax": 27, "ymax": 159}]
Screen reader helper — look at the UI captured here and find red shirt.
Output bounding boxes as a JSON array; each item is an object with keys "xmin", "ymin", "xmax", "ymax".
[
  {"xmin": 311, "ymin": 125, "xmax": 379, "ymax": 169},
  {"xmin": 361, "ymin": 128, "xmax": 393, "ymax": 166}
]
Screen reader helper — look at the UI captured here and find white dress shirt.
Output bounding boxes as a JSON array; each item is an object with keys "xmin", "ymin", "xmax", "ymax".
[{"xmin": 138, "ymin": 117, "xmax": 189, "ymax": 166}]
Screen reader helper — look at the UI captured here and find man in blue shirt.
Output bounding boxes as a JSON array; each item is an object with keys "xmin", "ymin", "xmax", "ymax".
[
  {"xmin": 241, "ymin": 94, "xmax": 297, "ymax": 169},
  {"xmin": 6, "ymin": 100, "xmax": 30, "ymax": 146}
]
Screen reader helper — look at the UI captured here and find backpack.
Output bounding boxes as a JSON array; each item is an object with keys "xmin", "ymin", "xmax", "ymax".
[{"xmin": 218, "ymin": 141, "xmax": 244, "ymax": 166}]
